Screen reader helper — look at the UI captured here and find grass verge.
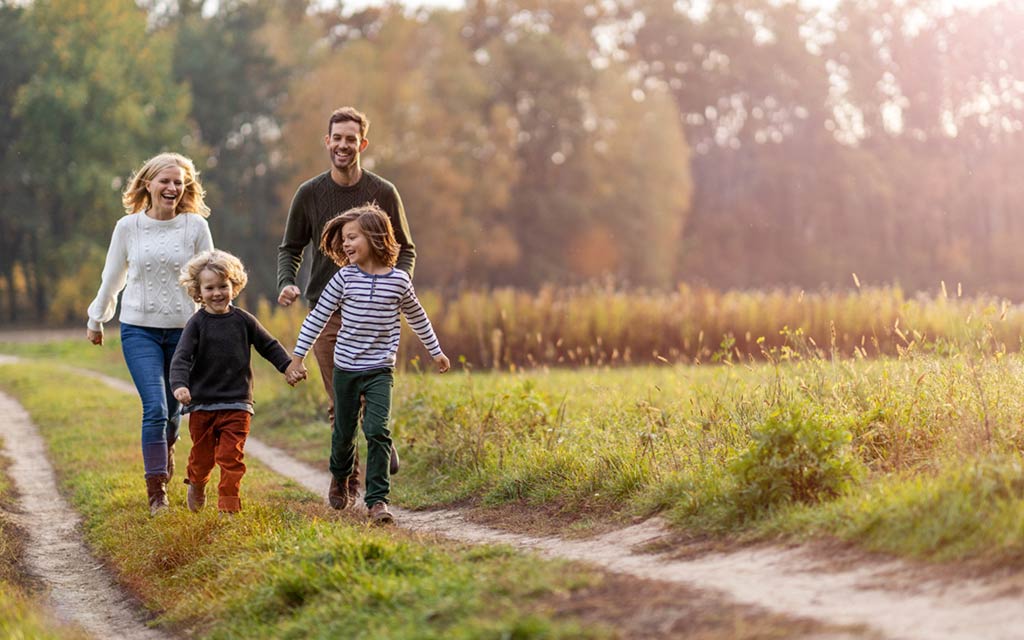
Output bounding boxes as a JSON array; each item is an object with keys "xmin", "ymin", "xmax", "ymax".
[
  {"xmin": 8, "ymin": 333, "xmax": 1024, "ymax": 567},
  {"xmin": 0, "ymin": 363, "xmax": 619, "ymax": 639}
]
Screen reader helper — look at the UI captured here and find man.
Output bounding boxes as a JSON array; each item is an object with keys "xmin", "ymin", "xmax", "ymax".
[{"xmin": 277, "ymin": 106, "xmax": 414, "ymax": 507}]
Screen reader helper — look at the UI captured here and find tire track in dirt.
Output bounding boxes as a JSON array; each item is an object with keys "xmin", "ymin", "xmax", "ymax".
[
  {"xmin": 0, "ymin": 385, "xmax": 174, "ymax": 639},
  {"xmin": 7, "ymin": 355, "xmax": 1024, "ymax": 639}
]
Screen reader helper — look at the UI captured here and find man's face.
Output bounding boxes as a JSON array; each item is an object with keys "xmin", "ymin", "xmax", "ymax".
[{"xmin": 325, "ymin": 120, "xmax": 367, "ymax": 172}]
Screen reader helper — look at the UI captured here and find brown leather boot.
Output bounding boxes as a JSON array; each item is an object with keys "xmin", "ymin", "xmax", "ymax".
[
  {"xmin": 368, "ymin": 502, "xmax": 394, "ymax": 525},
  {"xmin": 346, "ymin": 455, "xmax": 361, "ymax": 506},
  {"xmin": 389, "ymin": 443, "xmax": 400, "ymax": 475},
  {"xmin": 166, "ymin": 440, "xmax": 176, "ymax": 481},
  {"xmin": 328, "ymin": 475, "xmax": 350, "ymax": 510},
  {"xmin": 146, "ymin": 475, "xmax": 169, "ymax": 516}
]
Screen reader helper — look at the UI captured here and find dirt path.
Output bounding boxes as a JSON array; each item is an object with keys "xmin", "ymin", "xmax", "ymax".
[
  {"xmin": 0, "ymin": 387, "xmax": 174, "ymax": 639},
  {"xmin": 5, "ymin": 354, "xmax": 1024, "ymax": 639}
]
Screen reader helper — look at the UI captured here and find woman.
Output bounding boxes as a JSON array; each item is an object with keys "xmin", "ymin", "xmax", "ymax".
[{"xmin": 86, "ymin": 152, "xmax": 214, "ymax": 515}]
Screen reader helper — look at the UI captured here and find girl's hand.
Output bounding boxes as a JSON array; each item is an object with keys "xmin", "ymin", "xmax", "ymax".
[
  {"xmin": 286, "ymin": 358, "xmax": 307, "ymax": 386},
  {"xmin": 173, "ymin": 387, "xmax": 191, "ymax": 404},
  {"xmin": 434, "ymin": 353, "xmax": 450, "ymax": 373},
  {"xmin": 285, "ymin": 367, "xmax": 306, "ymax": 386},
  {"xmin": 87, "ymin": 329, "xmax": 103, "ymax": 345}
]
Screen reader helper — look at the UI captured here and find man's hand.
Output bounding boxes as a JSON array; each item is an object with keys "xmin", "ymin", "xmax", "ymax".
[
  {"xmin": 278, "ymin": 285, "xmax": 301, "ymax": 307},
  {"xmin": 87, "ymin": 329, "xmax": 103, "ymax": 345},
  {"xmin": 434, "ymin": 353, "xmax": 451, "ymax": 373},
  {"xmin": 173, "ymin": 387, "xmax": 192, "ymax": 404}
]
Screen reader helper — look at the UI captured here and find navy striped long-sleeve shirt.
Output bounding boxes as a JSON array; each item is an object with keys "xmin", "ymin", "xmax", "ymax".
[{"xmin": 293, "ymin": 265, "xmax": 442, "ymax": 371}]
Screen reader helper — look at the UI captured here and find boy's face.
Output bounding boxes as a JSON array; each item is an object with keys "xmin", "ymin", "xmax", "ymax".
[{"xmin": 199, "ymin": 268, "xmax": 234, "ymax": 314}]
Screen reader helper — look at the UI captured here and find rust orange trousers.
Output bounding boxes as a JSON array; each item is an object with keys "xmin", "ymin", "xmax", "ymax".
[{"xmin": 186, "ymin": 409, "xmax": 251, "ymax": 512}]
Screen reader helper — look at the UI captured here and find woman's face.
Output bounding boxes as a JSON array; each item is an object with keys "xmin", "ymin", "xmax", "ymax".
[{"xmin": 145, "ymin": 165, "xmax": 186, "ymax": 215}]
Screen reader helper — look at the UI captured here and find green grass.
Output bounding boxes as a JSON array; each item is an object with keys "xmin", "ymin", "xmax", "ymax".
[
  {"xmin": 260, "ymin": 339, "xmax": 1024, "ymax": 564},
  {"xmin": 7, "ymin": 325, "xmax": 1024, "ymax": 567},
  {"xmin": 0, "ymin": 363, "xmax": 622, "ymax": 639}
]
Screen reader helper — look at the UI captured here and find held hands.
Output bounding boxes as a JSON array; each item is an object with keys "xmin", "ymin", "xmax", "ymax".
[
  {"xmin": 86, "ymin": 329, "xmax": 103, "ymax": 345},
  {"xmin": 173, "ymin": 387, "xmax": 192, "ymax": 405},
  {"xmin": 278, "ymin": 285, "xmax": 301, "ymax": 307},
  {"xmin": 434, "ymin": 353, "xmax": 451, "ymax": 373},
  {"xmin": 285, "ymin": 356, "xmax": 308, "ymax": 386}
]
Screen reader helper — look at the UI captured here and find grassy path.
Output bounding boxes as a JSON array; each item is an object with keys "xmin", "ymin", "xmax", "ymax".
[
  {"xmin": 0, "ymin": 389, "xmax": 174, "ymax": 639},
  {"xmin": 0, "ymin": 354, "xmax": 849, "ymax": 639},
  {"xmin": 35, "ymin": 354, "xmax": 1024, "ymax": 640}
]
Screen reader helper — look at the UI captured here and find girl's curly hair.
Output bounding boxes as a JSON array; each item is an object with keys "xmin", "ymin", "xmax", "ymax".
[
  {"xmin": 320, "ymin": 203, "xmax": 398, "ymax": 268},
  {"xmin": 179, "ymin": 249, "xmax": 248, "ymax": 304}
]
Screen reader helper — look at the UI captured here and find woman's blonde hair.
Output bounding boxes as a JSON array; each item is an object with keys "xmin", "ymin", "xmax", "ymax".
[
  {"xmin": 320, "ymin": 204, "xmax": 398, "ymax": 268},
  {"xmin": 122, "ymin": 152, "xmax": 211, "ymax": 217},
  {"xmin": 180, "ymin": 250, "xmax": 248, "ymax": 303}
]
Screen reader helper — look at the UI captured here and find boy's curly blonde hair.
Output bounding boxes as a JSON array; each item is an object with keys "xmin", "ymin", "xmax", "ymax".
[
  {"xmin": 320, "ymin": 203, "xmax": 399, "ymax": 268},
  {"xmin": 179, "ymin": 250, "xmax": 248, "ymax": 304}
]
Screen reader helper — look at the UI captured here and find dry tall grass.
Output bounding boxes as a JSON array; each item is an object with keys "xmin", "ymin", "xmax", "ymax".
[{"xmin": 254, "ymin": 283, "xmax": 1021, "ymax": 370}]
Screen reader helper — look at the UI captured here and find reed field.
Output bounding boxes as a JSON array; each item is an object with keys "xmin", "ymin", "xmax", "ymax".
[
  {"xmin": 4, "ymin": 285, "xmax": 1024, "ymax": 566},
  {"xmin": 239, "ymin": 283, "xmax": 1024, "ymax": 370}
]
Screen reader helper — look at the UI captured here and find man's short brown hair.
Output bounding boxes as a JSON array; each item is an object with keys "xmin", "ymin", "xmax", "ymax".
[{"xmin": 328, "ymin": 107, "xmax": 370, "ymax": 138}]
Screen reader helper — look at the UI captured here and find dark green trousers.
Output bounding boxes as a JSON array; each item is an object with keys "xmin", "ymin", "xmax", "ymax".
[{"xmin": 331, "ymin": 367, "xmax": 394, "ymax": 507}]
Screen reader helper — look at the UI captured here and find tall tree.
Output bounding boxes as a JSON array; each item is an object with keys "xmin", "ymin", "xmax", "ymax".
[
  {"xmin": 12, "ymin": 0, "xmax": 191, "ymax": 320},
  {"xmin": 171, "ymin": 0, "xmax": 293, "ymax": 301},
  {"xmin": 0, "ymin": 2, "xmax": 40, "ymax": 321}
]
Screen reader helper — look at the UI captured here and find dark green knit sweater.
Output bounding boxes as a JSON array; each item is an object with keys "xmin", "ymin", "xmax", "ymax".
[{"xmin": 277, "ymin": 170, "xmax": 415, "ymax": 306}]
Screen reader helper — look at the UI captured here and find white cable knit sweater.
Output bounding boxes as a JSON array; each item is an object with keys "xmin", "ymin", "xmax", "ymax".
[{"xmin": 87, "ymin": 212, "xmax": 214, "ymax": 331}]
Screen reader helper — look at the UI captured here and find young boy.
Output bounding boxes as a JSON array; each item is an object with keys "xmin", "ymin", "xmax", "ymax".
[{"xmin": 170, "ymin": 250, "xmax": 303, "ymax": 513}]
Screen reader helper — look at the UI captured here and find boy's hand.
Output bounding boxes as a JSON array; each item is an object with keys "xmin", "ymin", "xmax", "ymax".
[
  {"xmin": 86, "ymin": 329, "xmax": 103, "ymax": 345},
  {"xmin": 173, "ymin": 387, "xmax": 191, "ymax": 404},
  {"xmin": 286, "ymin": 357, "xmax": 307, "ymax": 386},
  {"xmin": 434, "ymin": 353, "xmax": 450, "ymax": 373},
  {"xmin": 285, "ymin": 367, "xmax": 306, "ymax": 386}
]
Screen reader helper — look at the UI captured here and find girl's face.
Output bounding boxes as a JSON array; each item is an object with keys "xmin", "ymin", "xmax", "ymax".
[
  {"xmin": 198, "ymin": 268, "xmax": 234, "ymax": 314},
  {"xmin": 145, "ymin": 165, "xmax": 186, "ymax": 216},
  {"xmin": 341, "ymin": 220, "xmax": 375, "ymax": 269}
]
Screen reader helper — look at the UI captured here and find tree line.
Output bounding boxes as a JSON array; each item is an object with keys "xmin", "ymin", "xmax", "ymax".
[{"xmin": 1, "ymin": 0, "xmax": 1021, "ymax": 324}]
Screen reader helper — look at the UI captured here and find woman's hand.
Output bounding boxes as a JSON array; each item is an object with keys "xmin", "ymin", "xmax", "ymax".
[{"xmin": 86, "ymin": 329, "xmax": 103, "ymax": 345}]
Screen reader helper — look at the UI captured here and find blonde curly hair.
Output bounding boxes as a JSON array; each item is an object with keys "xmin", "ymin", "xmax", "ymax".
[
  {"xmin": 179, "ymin": 250, "xmax": 248, "ymax": 304},
  {"xmin": 122, "ymin": 152, "xmax": 211, "ymax": 217}
]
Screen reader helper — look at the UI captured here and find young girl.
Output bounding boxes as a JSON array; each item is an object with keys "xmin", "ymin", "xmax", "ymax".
[
  {"xmin": 170, "ymin": 250, "xmax": 302, "ymax": 513},
  {"xmin": 287, "ymin": 204, "xmax": 450, "ymax": 525}
]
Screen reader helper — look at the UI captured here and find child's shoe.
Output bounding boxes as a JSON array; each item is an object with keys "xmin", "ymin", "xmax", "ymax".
[
  {"xmin": 368, "ymin": 502, "xmax": 394, "ymax": 525},
  {"xmin": 328, "ymin": 475, "xmax": 350, "ymax": 510},
  {"xmin": 185, "ymin": 480, "xmax": 206, "ymax": 512}
]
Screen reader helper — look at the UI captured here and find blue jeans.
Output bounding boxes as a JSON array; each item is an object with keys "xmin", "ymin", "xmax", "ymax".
[{"xmin": 120, "ymin": 323, "xmax": 182, "ymax": 478}]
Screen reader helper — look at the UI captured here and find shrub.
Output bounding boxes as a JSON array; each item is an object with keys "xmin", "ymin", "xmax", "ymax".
[{"xmin": 728, "ymin": 407, "xmax": 863, "ymax": 519}]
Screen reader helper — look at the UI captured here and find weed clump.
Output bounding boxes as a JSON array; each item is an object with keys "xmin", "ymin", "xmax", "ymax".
[{"xmin": 728, "ymin": 407, "xmax": 863, "ymax": 519}]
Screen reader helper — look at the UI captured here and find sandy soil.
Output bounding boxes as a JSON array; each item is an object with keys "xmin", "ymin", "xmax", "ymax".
[
  {"xmin": 4, "ymin": 352, "xmax": 1024, "ymax": 639},
  {"xmin": 0, "ymin": 387, "xmax": 174, "ymax": 639}
]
